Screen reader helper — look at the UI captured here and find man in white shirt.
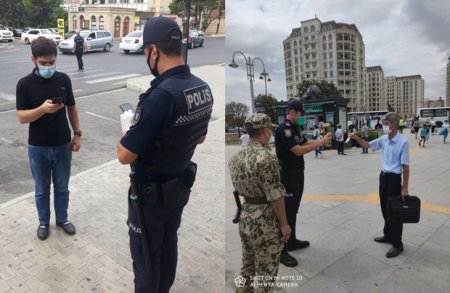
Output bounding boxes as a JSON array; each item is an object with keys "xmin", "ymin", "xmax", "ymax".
[
  {"xmin": 239, "ymin": 130, "xmax": 250, "ymax": 147},
  {"xmin": 335, "ymin": 124, "xmax": 345, "ymax": 155}
]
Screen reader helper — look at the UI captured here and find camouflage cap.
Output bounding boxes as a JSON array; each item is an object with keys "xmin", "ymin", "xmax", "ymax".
[{"xmin": 245, "ymin": 113, "xmax": 272, "ymax": 129}]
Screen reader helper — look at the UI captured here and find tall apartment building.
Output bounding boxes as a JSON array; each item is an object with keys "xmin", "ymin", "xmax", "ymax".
[
  {"xmin": 66, "ymin": 0, "xmax": 171, "ymax": 38},
  {"xmin": 385, "ymin": 75, "xmax": 424, "ymax": 118},
  {"xmin": 424, "ymin": 97, "xmax": 445, "ymax": 108},
  {"xmin": 365, "ymin": 66, "xmax": 386, "ymax": 111},
  {"xmin": 447, "ymin": 57, "xmax": 450, "ymax": 107},
  {"xmin": 283, "ymin": 17, "xmax": 366, "ymax": 112}
]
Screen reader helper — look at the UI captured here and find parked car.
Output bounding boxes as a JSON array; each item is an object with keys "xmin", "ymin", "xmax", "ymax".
[
  {"xmin": 58, "ymin": 30, "xmax": 113, "ymax": 54},
  {"xmin": 119, "ymin": 31, "xmax": 143, "ymax": 54},
  {"xmin": 188, "ymin": 29, "xmax": 204, "ymax": 49},
  {"xmin": 0, "ymin": 24, "xmax": 13, "ymax": 42},
  {"xmin": 21, "ymin": 28, "xmax": 62, "ymax": 44},
  {"xmin": 64, "ymin": 30, "xmax": 76, "ymax": 39},
  {"xmin": 12, "ymin": 28, "xmax": 23, "ymax": 38}
]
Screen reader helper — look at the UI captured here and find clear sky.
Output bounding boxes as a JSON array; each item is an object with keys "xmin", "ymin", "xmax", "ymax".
[{"xmin": 226, "ymin": 0, "xmax": 450, "ymax": 109}]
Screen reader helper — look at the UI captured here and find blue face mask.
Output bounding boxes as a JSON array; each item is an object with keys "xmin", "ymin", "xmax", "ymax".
[{"xmin": 37, "ymin": 65, "xmax": 56, "ymax": 79}]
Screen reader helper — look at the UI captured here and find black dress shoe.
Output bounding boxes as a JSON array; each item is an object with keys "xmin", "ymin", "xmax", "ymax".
[
  {"xmin": 287, "ymin": 239, "xmax": 310, "ymax": 251},
  {"xmin": 56, "ymin": 221, "xmax": 76, "ymax": 235},
  {"xmin": 386, "ymin": 245, "xmax": 404, "ymax": 258},
  {"xmin": 373, "ymin": 236, "xmax": 391, "ymax": 244},
  {"xmin": 37, "ymin": 225, "xmax": 49, "ymax": 240},
  {"xmin": 280, "ymin": 249, "xmax": 298, "ymax": 267}
]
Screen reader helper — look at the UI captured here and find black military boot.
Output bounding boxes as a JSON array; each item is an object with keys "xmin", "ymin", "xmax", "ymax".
[{"xmin": 280, "ymin": 246, "xmax": 298, "ymax": 267}]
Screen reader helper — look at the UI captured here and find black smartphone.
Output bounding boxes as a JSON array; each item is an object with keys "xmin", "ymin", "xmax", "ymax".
[
  {"xmin": 52, "ymin": 97, "xmax": 63, "ymax": 104},
  {"xmin": 120, "ymin": 103, "xmax": 134, "ymax": 113}
]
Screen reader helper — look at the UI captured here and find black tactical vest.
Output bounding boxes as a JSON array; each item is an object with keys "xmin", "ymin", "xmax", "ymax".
[{"xmin": 142, "ymin": 72, "xmax": 213, "ymax": 179}]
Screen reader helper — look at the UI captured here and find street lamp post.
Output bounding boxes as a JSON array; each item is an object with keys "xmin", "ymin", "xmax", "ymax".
[{"xmin": 229, "ymin": 51, "xmax": 271, "ymax": 114}]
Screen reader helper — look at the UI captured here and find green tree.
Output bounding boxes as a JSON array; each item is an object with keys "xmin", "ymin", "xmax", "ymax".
[
  {"xmin": 169, "ymin": 0, "xmax": 224, "ymax": 31},
  {"xmin": 297, "ymin": 79, "xmax": 339, "ymax": 97},
  {"xmin": 255, "ymin": 94, "xmax": 277, "ymax": 123},
  {"xmin": 225, "ymin": 102, "xmax": 249, "ymax": 130},
  {"xmin": 387, "ymin": 103, "xmax": 395, "ymax": 112}
]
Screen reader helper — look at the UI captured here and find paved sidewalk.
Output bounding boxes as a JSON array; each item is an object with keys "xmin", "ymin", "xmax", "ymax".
[
  {"xmin": 0, "ymin": 64, "xmax": 225, "ymax": 292},
  {"xmin": 226, "ymin": 132, "xmax": 450, "ymax": 292}
]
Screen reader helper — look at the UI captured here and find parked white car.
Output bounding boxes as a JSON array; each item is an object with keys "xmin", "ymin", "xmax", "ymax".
[
  {"xmin": 58, "ymin": 30, "xmax": 113, "ymax": 54},
  {"xmin": 21, "ymin": 29, "xmax": 62, "ymax": 45},
  {"xmin": 119, "ymin": 31, "xmax": 143, "ymax": 54},
  {"xmin": 0, "ymin": 24, "xmax": 13, "ymax": 42}
]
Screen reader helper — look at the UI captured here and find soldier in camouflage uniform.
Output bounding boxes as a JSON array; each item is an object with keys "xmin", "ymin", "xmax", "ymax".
[{"xmin": 229, "ymin": 113, "xmax": 291, "ymax": 293}]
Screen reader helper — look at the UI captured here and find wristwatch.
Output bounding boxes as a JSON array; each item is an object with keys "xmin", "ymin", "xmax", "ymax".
[{"xmin": 74, "ymin": 130, "xmax": 82, "ymax": 137}]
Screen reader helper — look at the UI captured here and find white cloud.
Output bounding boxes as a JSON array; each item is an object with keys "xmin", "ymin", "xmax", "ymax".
[{"xmin": 226, "ymin": 0, "xmax": 450, "ymax": 107}]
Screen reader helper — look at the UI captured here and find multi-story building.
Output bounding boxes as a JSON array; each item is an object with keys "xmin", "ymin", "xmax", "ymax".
[
  {"xmin": 446, "ymin": 57, "xmax": 450, "ymax": 107},
  {"xmin": 283, "ymin": 17, "xmax": 366, "ymax": 112},
  {"xmin": 66, "ymin": 0, "xmax": 172, "ymax": 38},
  {"xmin": 365, "ymin": 66, "xmax": 386, "ymax": 111},
  {"xmin": 385, "ymin": 75, "xmax": 424, "ymax": 118},
  {"xmin": 424, "ymin": 97, "xmax": 445, "ymax": 108}
]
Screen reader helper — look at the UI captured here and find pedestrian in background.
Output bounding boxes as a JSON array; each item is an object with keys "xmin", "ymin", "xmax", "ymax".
[
  {"xmin": 440, "ymin": 120, "xmax": 449, "ymax": 144},
  {"xmin": 275, "ymin": 99, "xmax": 332, "ymax": 267},
  {"xmin": 349, "ymin": 112, "xmax": 410, "ymax": 258},
  {"xmin": 419, "ymin": 124, "xmax": 427, "ymax": 147},
  {"xmin": 335, "ymin": 124, "xmax": 346, "ymax": 155},
  {"xmin": 413, "ymin": 118, "xmax": 420, "ymax": 139},
  {"xmin": 229, "ymin": 113, "xmax": 291, "ymax": 292},
  {"xmin": 16, "ymin": 37, "xmax": 81, "ymax": 240},
  {"xmin": 399, "ymin": 117, "xmax": 405, "ymax": 134},
  {"xmin": 239, "ymin": 130, "xmax": 250, "ymax": 147},
  {"xmin": 312, "ymin": 125, "xmax": 323, "ymax": 158},
  {"xmin": 430, "ymin": 118, "xmax": 436, "ymax": 135},
  {"xmin": 73, "ymin": 30, "xmax": 86, "ymax": 72},
  {"xmin": 361, "ymin": 122, "xmax": 369, "ymax": 154},
  {"xmin": 117, "ymin": 16, "xmax": 213, "ymax": 292}
]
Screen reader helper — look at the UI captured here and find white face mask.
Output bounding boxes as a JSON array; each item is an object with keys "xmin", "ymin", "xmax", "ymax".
[{"xmin": 383, "ymin": 125, "xmax": 392, "ymax": 135}]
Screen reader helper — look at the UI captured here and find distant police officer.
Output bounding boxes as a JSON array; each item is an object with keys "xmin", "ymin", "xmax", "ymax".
[
  {"xmin": 72, "ymin": 30, "xmax": 86, "ymax": 72},
  {"xmin": 275, "ymin": 99, "xmax": 332, "ymax": 267},
  {"xmin": 117, "ymin": 16, "xmax": 213, "ymax": 292},
  {"xmin": 229, "ymin": 114, "xmax": 291, "ymax": 292}
]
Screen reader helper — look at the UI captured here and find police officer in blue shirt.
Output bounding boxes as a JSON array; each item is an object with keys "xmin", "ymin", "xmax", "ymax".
[
  {"xmin": 349, "ymin": 112, "xmax": 410, "ymax": 258},
  {"xmin": 275, "ymin": 99, "xmax": 331, "ymax": 267},
  {"xmin": 116, "ymin": 16, "xmax": 213, "ymax": 292}
]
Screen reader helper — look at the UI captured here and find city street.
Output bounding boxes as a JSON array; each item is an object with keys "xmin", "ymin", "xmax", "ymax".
[
  {"xmin": 225, "ymin": 133, "xmax": 450, "ymax": 292},
  {"xmin": 0, "ymin": 37, "xmax": 224, "ymax": 110},
  {"xmin": 0, "ymin": 37, "xmax": 224, "ymax": 203}
]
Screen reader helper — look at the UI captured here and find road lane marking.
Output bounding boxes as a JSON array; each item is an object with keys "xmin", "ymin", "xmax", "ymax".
[
  {"xmin": 113, "ymin": 81, "xmax": 127, "ymax": 85},
  {"xmin": 224, "ymin": 193, "xmax": 450, "ymax": 215},
  {"xmin": 71, "ymin": 71, "xmax": 119, "ymax": 81},
  {"xmin": 85, "ymin": 111, "xmax": 118, "ymax": 123},
  {"xmin": 0, "ymin": 92, "xmax": 16, "ymax": 101},
  {"xmin": 85, "ymin": 74, "xmax": 140, "ymax": 84},
  {"xmin": 75, "ymin": 88, "xmax": 126, "ymax": 100},
  {"xmin": 73, "ymin": 89, "xmax": 83, "ymax": 93}
]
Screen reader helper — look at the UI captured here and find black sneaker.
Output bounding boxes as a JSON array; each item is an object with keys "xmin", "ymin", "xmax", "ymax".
[
  {"xmin": 287, "ymin": 239, "xmax": 310, "ymax": 251},
  {"xmin": 280, "ymin": 249, "xmax": 298, "ymax": 267},
  {"xmin": 56, "ymin": 221, "xmax": 76, "ymax": 235},
  {"xmin": 37, "ymin": 224, "xmax": 49, "ymax": 240}
]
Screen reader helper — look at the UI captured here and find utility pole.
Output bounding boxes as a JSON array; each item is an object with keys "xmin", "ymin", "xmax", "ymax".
[{"xmin": 182, "ymin": 0, "xmax": 191, "ymax": 63}]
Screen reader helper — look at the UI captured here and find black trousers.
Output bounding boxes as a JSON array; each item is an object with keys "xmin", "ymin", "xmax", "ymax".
[
  {"xmin": 379, "ymin": 172, "xmax": 403, "ymax": 248},
  {"xmin": 337, "ymin": 141, "xmax": 345, "ymax": 154},
  {"xmin": 75, "ymin": 50, "xmax": 84, "ymax": 70},
  {"xmin": 281, "ymin": 170, "xmax": 304, "ymax": 246},
  {"xmin": 128, "ymin": 185, "xmax": 190, "ymax": 293}
]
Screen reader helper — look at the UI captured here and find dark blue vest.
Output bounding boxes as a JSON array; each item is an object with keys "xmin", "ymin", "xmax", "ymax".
[{"xmin": 139, "ymin": 71, "xmax": 213, "ymax": 179}]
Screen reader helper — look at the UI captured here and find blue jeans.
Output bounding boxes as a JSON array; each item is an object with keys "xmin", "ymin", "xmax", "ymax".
[{"xmin": 28, "ymin": 143, "xmax": 72, "ymax": 225}]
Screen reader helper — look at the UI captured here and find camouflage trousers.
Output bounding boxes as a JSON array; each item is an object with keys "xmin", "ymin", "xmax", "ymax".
[{"xmin": 236, "ymin": 204, "xmax": 284, "ymax": 293}]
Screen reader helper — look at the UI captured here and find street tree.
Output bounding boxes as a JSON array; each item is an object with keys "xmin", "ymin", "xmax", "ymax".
[
  {"xmin": 297, "ymin": 79, "xmax": 339, "ymax": 97},
  {"xmin": 169, "ymin": 0, "xmax": 225, "ymax": 31},
  {"xmin": 387, "ymin": 103, "xmax": 395, "ymax": 112},
  {"xmin": 225, "ymin": 102, "xmax": 248, "ymax": 132},
  {"xmin": 255, "ymin": 94, "xmax": 277, "ymax": 123}
]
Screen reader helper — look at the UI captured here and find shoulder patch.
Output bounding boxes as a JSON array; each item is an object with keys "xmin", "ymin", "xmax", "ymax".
[
  {"xmin": 284, "ymin": 129, "xmax": 292, "ymax": 137},
  {"xmin": 131, "ymin": 106, "xmax": 142, "ymax": 126}
]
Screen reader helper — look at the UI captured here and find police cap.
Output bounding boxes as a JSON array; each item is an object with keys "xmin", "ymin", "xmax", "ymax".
[
  {"xmin": 287, "ymin": 98, "xmax": 305, "ymax": 114},
  {"xmin": 143, "ymin": 16, "xmax": 182, "ymax": 46},
  {"xmin": 245, "ymin": 113, "xmax": 272, "ymax": 130}
]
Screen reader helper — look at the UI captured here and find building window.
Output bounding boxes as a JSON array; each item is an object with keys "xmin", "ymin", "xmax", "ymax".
[
  {"xmin": 311, "ymin": 43, "xmax": 316, "ymax": 49},
  {"xmin": 329, "ymin": 61, "xmax": 333, "ymax": 67},
  {"xmin": 323, "ymin": 62, "xmax": 327, "ymax": 69},
  {"xmin": 328, "ymin": 43, "xmax": 333, "ymax": 49},
  {"xmin": 322, "ymin": 44, "xmax": 326, "ymax": 50},
  {"xmin": 328, "ymin": 33, "xmax": 332, "ymax": 40},
  {"xmin": 329, "ymin": 52, "xmax": 333, "ymax": 59},
  {"xmin": 310, "ymin": 25, "xmax": 315, "ymax": 32},
  {"xmin": 304, "ymin": 27, "xmax": 309, "ymax": 33},
  {"xmin": 324, "ymin": 72, "xmax": 328, "ymax": 78},
  {"xmin": 330, "ymin": 71, "xmax": 334, "ymax": 77},
  {"xmin": 311, "ymin": 35, "xmax": 315, "ymax": 40},
  {"xmin": 323, "ymin": 35, "xmax": 326, "ymax": 41},
  {"xmin": 323, "ymin": 53, "xmax": 327, "ymax": 59}
]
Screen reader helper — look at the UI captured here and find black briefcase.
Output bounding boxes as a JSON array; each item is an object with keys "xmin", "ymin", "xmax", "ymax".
[{"xmin": 387, "ymin": 196, "xmax": 421, "ymax": 223}]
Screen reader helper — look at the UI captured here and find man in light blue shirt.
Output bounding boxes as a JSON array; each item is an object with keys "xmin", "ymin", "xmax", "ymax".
[{"xmin": 349, "ymin": 113, "xmax": 410, "ymax": 258}]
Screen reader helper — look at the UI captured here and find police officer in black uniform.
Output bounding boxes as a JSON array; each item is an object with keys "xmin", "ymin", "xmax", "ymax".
[
  {"xmin": 275, "ymin": 99, "xmax": 331, "ymax": 267},
  {"xmin": 117, "ymin": 16, "xmax": 213, "ymax": 292},
  {"xmin": 73, "ymin": 30, "xmax": 86, "ymax": 72}
]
